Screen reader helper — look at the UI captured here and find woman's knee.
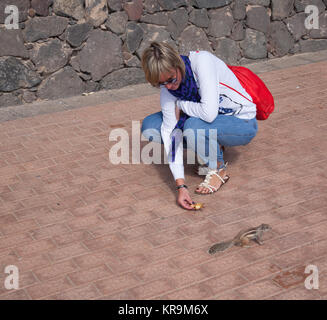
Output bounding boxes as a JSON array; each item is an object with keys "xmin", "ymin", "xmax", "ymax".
[
  {"xmin": 141, "ymin": 113, "xmax": 163, "ymax": 143},
  {"xmin": 183, "ymin": 117, "xmax": 202, "ymax": 131}
]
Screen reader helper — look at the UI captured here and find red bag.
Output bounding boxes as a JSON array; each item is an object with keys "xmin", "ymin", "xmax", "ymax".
[{"xmin": 221, "ymin": 65, "xmax": 275, "ymax": 120}]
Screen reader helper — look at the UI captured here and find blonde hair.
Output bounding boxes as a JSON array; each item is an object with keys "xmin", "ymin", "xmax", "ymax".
[{"xmin": 141, "ymin": 42, "xmax": 185, "ymax": 87}]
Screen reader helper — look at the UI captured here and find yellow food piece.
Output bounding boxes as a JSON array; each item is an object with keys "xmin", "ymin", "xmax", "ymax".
[{"xmin": 191, "ymin": 203, "xmax": 204, "ymax": 210}]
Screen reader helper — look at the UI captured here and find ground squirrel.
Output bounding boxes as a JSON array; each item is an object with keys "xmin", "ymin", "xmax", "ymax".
[{"xmin": 208, "ymin": 223, "xmax": 272, "ymax": 254}]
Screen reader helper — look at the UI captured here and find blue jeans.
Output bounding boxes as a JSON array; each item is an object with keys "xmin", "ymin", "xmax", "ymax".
[{"xmin": 141, "ymin": 112, "xmax": 258, "ymax": 169}]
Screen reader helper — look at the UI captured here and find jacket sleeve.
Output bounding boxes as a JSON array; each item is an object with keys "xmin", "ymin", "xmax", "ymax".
[
  {"xmin": 160, "ymin": 88, "xmax": 185, "ymax": 180},
  {"xmin": 177, "ymin": 51, "xmax": 220, "ymax": 123}
]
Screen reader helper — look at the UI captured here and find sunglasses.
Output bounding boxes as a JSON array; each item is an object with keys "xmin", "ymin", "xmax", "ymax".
[
  {"xmin": 159, "ymin": 77, "xmax": 178, "ymax": 86},
  {"xmin": 158, "ymin": 70, "xmax": 178, "ymax": 86}
]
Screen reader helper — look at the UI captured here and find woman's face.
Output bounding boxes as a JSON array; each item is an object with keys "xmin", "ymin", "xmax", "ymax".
[{"xmin": 158, "ymin": 68, "xmax": 182, "ymax": 90}]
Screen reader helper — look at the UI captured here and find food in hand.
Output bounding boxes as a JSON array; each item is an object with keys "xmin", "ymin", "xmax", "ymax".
[{"xmin": 191, "ymin": 202, "xmax": 204, "ymax": 210}]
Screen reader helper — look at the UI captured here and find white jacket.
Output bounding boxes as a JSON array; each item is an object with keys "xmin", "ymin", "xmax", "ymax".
[{"xmin": 160, "ymin": 51, "xmax": 257, "ymax": 180}]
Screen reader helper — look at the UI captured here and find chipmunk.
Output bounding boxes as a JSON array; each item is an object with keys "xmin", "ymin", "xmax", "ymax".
[{"xmin": 208, "ymin": 224, "xmax": 272, "ymax": 254}]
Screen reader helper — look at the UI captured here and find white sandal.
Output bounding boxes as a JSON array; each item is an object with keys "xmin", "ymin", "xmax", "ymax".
[{"xmin": 195, "ymin": 165, "xmax": 230, "ymax": 194}]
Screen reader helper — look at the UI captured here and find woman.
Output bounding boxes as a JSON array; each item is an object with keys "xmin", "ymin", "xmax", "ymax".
[{"xmin": 141, "ymin": 42, "xmax": 258, "ymax": 210}]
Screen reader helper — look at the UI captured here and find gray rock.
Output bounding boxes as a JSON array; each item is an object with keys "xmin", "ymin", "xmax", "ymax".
[
  {"xmin": 140, "ymin": 12, "xmax": 169, "ymax": 26},
  {"xmin": 66, "ymin": 22, "xmax": 93, "ymax": 47},
  {"xmin": 285, "ymin": 13, "xmax": 307, "ymax": 40},
  {"xmin": 191, "ymin": 0, "xmax": 232, "ymax": 9},
  {"xmin": 310, "ymin": 12, "xmax": 327, "ymax": 39},
  {"xmin": 79, "ymin": 72, "xmax": 92, "ymax": 81},
  {"xmin": 294, "ymin": 0, "xmax": 326, "ymax": 13},
  {"xmin": 244, "ymin": 0, "xmax": 270, "ymax": 5},
  {"xmin": 126, "ymin": 22, "xmax": 144, "ymax": 53},
  {"xmin": 136, "ymin": 24, "xmax": 176, "ymax": 58},
  {"xmin": 240, "ymin": 28, "xmax": 267, "ymax": 59},
  {"xmin": 0, "ymin": 0, "xmax": 30, "ymax": 23},
  {"xmin": 232, "ymin": 0, "xmax": 246, "ymax": 20},
  {"xmin": 300, "ymin": 39, "xmax": 327, "ymax": 52},
  {"xmin": 23, "ymin": 16, "xmax": 69, "ymax": 42},
  {"xmin": 101, "ymin": 67, "xmax": 146, "ymax": 89},
  {"xmin": 271, "ymin": 0, "xmax": 294, "ymax": 20},
  {"xmin": 123, "ymin": 51, "xmax": 141, "ymax": 67},
  {"xmin": 85, "ymin": 0, "xmax": 108, "ymax": 27},
  {"xmin": 106, "ymin": 12, "xmax": 128, "ymax": 34},
  {"xmin": 231, "ymin": 21, "xmax": 246, "ymax": 40},
  {"xmin": 107, "ymin": 0, "xmax": 123, "ymax": 11},
  {"xmin": 31, "ymin": 0, "xmax": 51, "ymax": 16},
  {"xmin": 0, "ymin": 29, "xmax": 28, "ymax": 58},
  {"xmin": 289, "ymin": 42, "xmax": 300, "ymax": 54},
  {"xmin": 53, "ymin": 0, "xmax": 85, "ymax": 21},
  {"xmin": 144, "ymin": 0, "xmax": 161, "ymax": 13},
  {"xmin": 85, "ymin": 80, "xmax": 101, "ymax": 93},
  {"xmin": 178, "ymin": 25, "xmax": 212, "ymax": 55},
  {"xmin": 207, "ymin": 7, "xmax": 234, "ymax": 38},
  {"xmin": 189, "ymin": 8, "xmax": 209, "ymax": 28},
  {"xmin": 30, "ymin": 39, "xmax": 71, "ymax": 75},
  {"xmin": 0, "ymin": 93, "xmax": 22, "ymax": 107},
  {"xmin": 0, "ymin": 57, "xmax": 41, "ymax": 92},
  {"xmin": 246, "ymin": 6, "xmax": 270, "ymax": 33},
  {"xmin": 167, "ymin": 8, "xmax": 189, "ymax": 40},
  {"xmin": 22, "ymin": 90, "xmax": 37, "ymax": 103},
  {"xmin": 214, "ymin": 38, "xmax": 241, "ymax": 64},
  {"xmin": 158, "ymin": 0, "xmax": 187, "ymax": 11},
  {"xmin": 123, "ymin": 0, "xmax": 143, "ymax": 21},
  {"xmin": 38, "ymin": 66, "xmax": 85, "ymax": 100},
  {"xmin": 70, "ymin": 55, "xmax": 81, "ymax": 72},
  {"xmin": 268, "ymin": 21, "xmax": 295, "ymax": 56},
  {"xmin": 78, "ymin": 29, "xmax": 123, "ymax": 81}
]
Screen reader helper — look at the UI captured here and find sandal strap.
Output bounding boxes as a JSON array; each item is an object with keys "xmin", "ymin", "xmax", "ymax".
[{"xmin": 210, "ymin": 171, "xmax": 227, "ymax": 184}]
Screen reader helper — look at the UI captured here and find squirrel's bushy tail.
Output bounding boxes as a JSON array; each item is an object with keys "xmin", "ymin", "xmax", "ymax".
[{"xmin": 208, "ymin": 240, "xmax": 234, "ymax": 254}]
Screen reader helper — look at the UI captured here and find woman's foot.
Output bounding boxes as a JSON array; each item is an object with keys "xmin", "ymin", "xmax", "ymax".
[{"xmin": 195, "ymin": 167, "xmax": 229, "ymax": 194}]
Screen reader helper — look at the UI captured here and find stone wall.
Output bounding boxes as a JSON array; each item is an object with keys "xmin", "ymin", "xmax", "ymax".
[{"xmin": 0, "ymin": 0, "xmax": 327, "ymax": 107}]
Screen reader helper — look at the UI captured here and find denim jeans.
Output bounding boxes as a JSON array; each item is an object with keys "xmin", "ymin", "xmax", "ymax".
[{"xmin": 141, "ymin": 111, "xmax": 258, "ymax": 170}]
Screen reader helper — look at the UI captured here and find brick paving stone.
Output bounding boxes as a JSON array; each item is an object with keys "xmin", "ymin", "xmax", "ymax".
[{"xmin": 0, "ymin": 57, "xmax": 327, "ymax": 299}]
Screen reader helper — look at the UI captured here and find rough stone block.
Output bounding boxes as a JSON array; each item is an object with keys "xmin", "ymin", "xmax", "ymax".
[
  {"xmin": 208, "ymin": 7, "xmax": 234, "ymax": 38},
  {"xmin": 38, "ymin": 67, "xmax": 85, "ymax": 100},
  {"xmin": 0, "ymin": 29, "xmax": 28, "ymax": 58},
  {"xmin": 126, "ymin": 22, "xmax": 144, "ymax": 53},
  {"xmin": 246, "ymin": 6, "xmax": 270, "ymax": 33},
  {"xmin": 214, "ymin": 38, "xmax": 242, "ymax": 64},
  {"xmin": 232, "ymin": 0, "xmax": 246, "ymax": 20},
  {"xmin": 167, "ymin": 8, "xmax": 189, "ymax": 40},
  {"xmin": 240, "ymin": 28, "xmax": 267, "ymax": 59},
  {"xmin": 106, "ymin": 11, "xmax": 129, "ymax": 34},
  {"xmin": 191, "ymin": 0, "xmax": 232, "ymax": 9},
  {"xmin": 0, "ymin": 57, "xmax": 41, "ymax": 92},
  {"xmin": 271, "ymin": 0, "xmax": 294, "ymax": 20},
  {"xmin": 30, "ymin": 39, "xmax": 72, "ymax": 74},
  {"xmin": 23, "ymin": 16, "xmax": 69, "ymax": 42},
  {"xmin": 178, "ymin": 25, "xmax": 212, "ymax": 56},
  {"xmin": 66, "ymin": 22, "xmax": 93, "ymax": 47},
  {"xmin": 189, "ymin": 8, "xmax": 209, "ymax": 28},
  {"xmin": 285, "ymin": 13, "xmax": 307, "ymax": 41},
  {"xmin": 268, "ymin": 21, "xmax": 295, "ymax": 56},
  {"xmin": 101, "ymin": 67, "xmax": 145, "ymax": 89},
  {"xmin": 78, "ymin": 29, "xmax": 123, "ymax": 81},
  {"xmin": 53, "ymin": 0, "xmax": 85, "ymax": 21}
]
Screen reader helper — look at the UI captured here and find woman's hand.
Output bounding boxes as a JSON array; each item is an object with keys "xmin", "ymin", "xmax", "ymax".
[
  {"xmin": 175, "ymin": 103, "xmax": 180, "ymax": 121},
  {"xmin": 177, "ymin": 188, "xmax": 194, "ymax": 210}
]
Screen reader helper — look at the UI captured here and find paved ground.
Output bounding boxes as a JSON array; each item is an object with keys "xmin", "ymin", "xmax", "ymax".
[{"xmin": 0, "ymin": 50, "xmax": 327, "ymax": 300}]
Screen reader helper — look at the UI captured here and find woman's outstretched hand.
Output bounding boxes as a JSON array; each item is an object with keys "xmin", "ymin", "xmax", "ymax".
[{"xmin": 177, "ymin": 188, "xmax": 194, "ymax": 210}]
